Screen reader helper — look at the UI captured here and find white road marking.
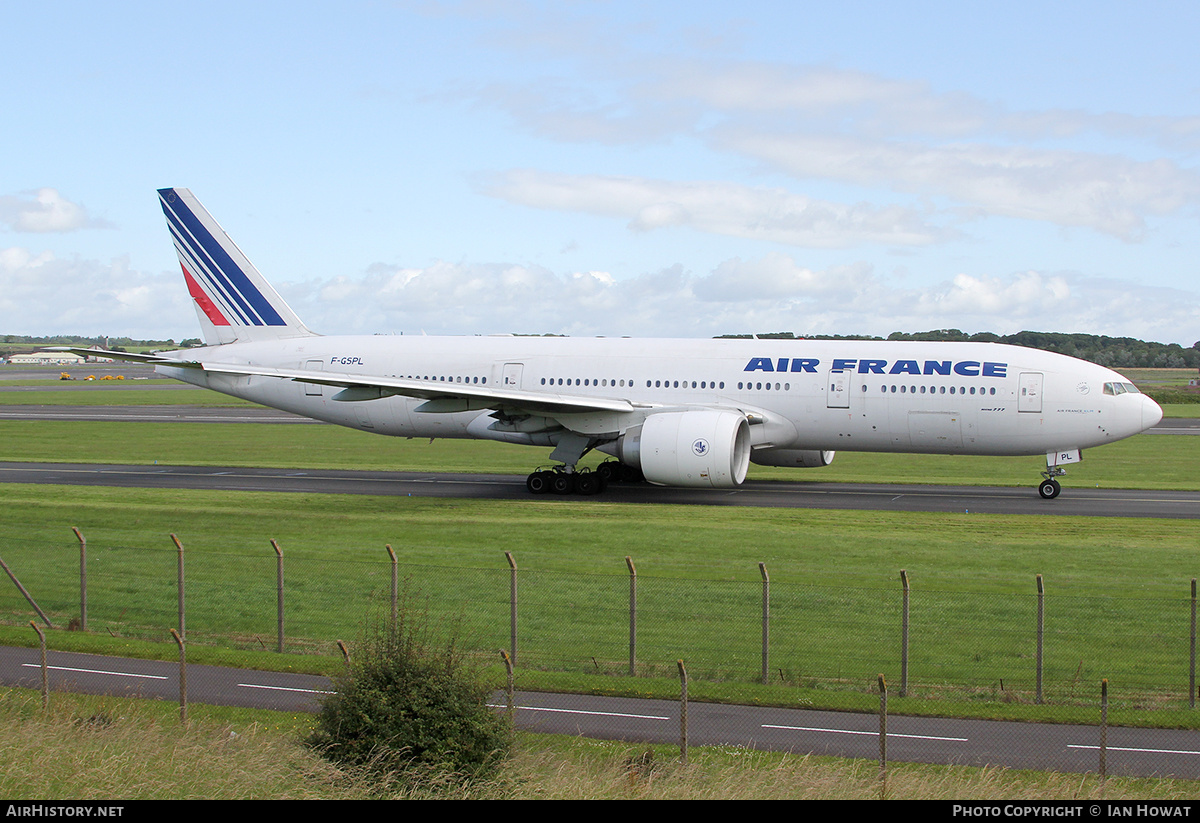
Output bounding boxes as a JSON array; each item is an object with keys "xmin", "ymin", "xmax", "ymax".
[
  {"xmin": 21, "ymin": 663, "xmax": 167, "ymax": 680},
  {"xmin": 763, "ymin": 723, "xmax": 967, "ymax": 742},
  {"xmin": 237, "ymin": 682, "xmax": 335, "ymax": 695}
]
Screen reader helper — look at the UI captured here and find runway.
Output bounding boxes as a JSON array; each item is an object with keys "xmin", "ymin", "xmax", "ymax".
[
  {"xmin": 1, "ymin": 460, "xmax": 1197, "ymax": 518},
  {"xmin": 2, "ymin": 644, "xmax": 1197, "ymax": 778}
]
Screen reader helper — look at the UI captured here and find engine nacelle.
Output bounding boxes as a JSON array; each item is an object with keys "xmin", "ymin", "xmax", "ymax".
[
  {"xmin": 750, "ymin": 449, "xmax": 836, "ymax": 468},
  {"xmin": 618, "ymin": 410, "xmax": 751, "ymax": 488}
]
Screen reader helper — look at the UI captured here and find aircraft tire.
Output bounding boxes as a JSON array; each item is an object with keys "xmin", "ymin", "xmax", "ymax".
[
  {"xmin": 551, "ymin": 473, "xmax": 576, "ymax": 495},
  {"xmin": 596, "ymin": 461, "xmax": 619, "ymax": 483},
  {"xmin": 575, "ymin": 472, "xmax": 602, "ymax": 496},
  {"xmin": 526, "ymin": 471, "xmax": 552, "ymax": 494},
  {"xmin": 1038, "ymin": 479, "xmax": 1061, "ymax": 499}
]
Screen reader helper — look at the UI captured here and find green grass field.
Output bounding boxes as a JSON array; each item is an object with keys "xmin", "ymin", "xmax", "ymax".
[{"xmin": 1, "ymin": 372, "xmax": 1198, "ymax": 721}]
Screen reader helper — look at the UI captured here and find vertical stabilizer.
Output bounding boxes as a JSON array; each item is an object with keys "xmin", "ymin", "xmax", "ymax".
[{"xmin": 158, "ymin": 187, "xmax": 315, "ymax": 345}]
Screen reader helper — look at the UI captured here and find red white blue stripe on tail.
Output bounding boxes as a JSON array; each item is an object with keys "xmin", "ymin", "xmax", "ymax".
[{"xmin": 158, "ymin": 188, "xmax": 312, "ymax": 345}]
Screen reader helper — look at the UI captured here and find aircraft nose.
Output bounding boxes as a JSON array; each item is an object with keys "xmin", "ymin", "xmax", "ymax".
[{"xmin": 1142, "ymin": 394, "xmax": 1164, "ymax": 431}]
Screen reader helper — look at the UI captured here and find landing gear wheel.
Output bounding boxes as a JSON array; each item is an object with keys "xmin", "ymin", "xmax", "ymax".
[
  {"xmin": 526, "ymin": 471, "xmax": 553, "ymax": 494},
  {"xmin": 1038, "ymin": 478, "xmax": 1061, "ymax": 499},
  {"xmin": 551, "ymin": 472, "xmax": 576, "ymax": 495},
  {"xmin": 574, "ymin": 471, "xmax": 604, "ymax": 496}
]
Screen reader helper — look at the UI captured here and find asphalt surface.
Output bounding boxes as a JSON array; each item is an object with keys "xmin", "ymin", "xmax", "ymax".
[
  {"xmin": 0, "ymin": 404, "xmax": 1197, "ymax": 517},
  {"xmin": 1, "ymin": 460, "xmax": 1197, "ymax": 518},
  {"xmin": 4, "ymin": 644, "xmax": 1199, "ymax": 778}
]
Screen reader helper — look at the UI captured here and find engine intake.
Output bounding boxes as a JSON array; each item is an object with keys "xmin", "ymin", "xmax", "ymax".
[{"xmin": 618, "ymin": 410, "xmax": 751, "ymax": 488}]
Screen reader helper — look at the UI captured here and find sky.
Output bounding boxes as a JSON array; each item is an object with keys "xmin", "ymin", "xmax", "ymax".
[{"xmin": 2, "ymin": 1, "xmax": 1199, "ymax": 346}]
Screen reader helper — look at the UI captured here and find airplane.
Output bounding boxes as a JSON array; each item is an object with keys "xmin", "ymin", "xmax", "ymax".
[{"xmin": 59, "ymin": 188, "xmax": 1165, "ymax": 499}]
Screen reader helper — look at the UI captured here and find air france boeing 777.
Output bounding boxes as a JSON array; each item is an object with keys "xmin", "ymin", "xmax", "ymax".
[{"xmin": 64, "ymin": 188, "xmax": 1165, "ymax": 498}]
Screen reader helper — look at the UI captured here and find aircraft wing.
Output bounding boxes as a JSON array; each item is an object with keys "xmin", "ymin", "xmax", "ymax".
[
  {"xmin": 195, "ymin": 361, "xmax": 641, "ymax": 416},
  {"xmin": 44, "ymin": 347, "xmax": 206, "ymax": 367}
]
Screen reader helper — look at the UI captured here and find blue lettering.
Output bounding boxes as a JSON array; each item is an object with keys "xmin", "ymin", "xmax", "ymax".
[
  {"xmin": 744, "ymin": 357, "xmax": 775, "ymax": 372},
  {"xmin": 982, "ymin": 361, "xmax": 1007, "ymax": 378},
  {"xmin": 858, "ymin": 359, "xmax": 886, "ymax": 374},
  {"xmin": 790, "ymin": 358, "xmax": 818, "ymax": 373},
  {"xmin": 889, "ymin": 360, "xmax": 921, "ymax": 375},
  {"xmin": 923, "ymin": 360, "xmax": 951, "ymax": 375},
  {"xmin": 777, "ymin": 358, "xmax": 789, "ymax": 373},
  {"xmin": 831, "ymin": 358, "xmax": 856, "ymax": 372},
  {"xmin": 953, "ymin": 361, "xmax": 980, "ymax": 377}
]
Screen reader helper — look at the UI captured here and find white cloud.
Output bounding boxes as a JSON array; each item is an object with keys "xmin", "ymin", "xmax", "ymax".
[
  {"xmin": 0, "ymin": 189, "xmax": 113, "ymax": 233},
  {"xmin": 478, "ymin": 57, "xmax": 1200, "ymax": 241},
  {"xmin": 275, "ymin": 255, "xmax": 1199, "ymax": 345},
  {"xmin": 719, "ymin": 132, "xmax": 1200, "ymax": 240},
  {"xmin": 4, "ymin": 244, "xmax": 1196, "ymax": 346},
  {"xmin": 480, "ymin": 170, "xmax": 950, "ymax": 247},
  {"xmin": 0, "ymin": 247, "xmax": 189, "ymax": 338}
]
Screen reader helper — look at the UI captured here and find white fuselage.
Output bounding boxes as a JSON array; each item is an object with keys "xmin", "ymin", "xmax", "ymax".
[{"xmin": 158, "ymin": 335, "xmax": 1162, "ymax": 460}]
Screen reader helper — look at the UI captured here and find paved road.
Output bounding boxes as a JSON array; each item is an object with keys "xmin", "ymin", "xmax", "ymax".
[
  {"xmin": 2, "ymin": 645, "xmax": 1196, "ymax": 778},
  {"xmin": 1, "ymin": 460, "xmax": 1197, "ymax": 518}
]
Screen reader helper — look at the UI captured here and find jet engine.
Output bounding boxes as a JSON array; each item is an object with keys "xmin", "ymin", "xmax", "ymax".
[
  {"xmin": 617, "ymin": 410, "xmax": 751, "ymax": 488},
  {"xmin": 749, "ymin": 449, "xmax": 836, "ymax": 468}
]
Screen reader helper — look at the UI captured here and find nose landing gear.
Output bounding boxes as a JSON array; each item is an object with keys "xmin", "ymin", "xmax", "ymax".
[{"xmin": 1038, "ymin": 466, "xmax": 1067, "ymax": 499}]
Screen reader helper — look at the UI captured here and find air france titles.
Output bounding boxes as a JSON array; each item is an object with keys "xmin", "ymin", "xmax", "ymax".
[{"xmin": 744, "ymin": 357, "xmax": 1008, "ymax": 378}]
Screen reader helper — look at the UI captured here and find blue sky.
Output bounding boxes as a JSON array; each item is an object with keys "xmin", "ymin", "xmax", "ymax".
[{"xmin": 2, "ymin": 1, "xmax": 1199, "ymax": 346}]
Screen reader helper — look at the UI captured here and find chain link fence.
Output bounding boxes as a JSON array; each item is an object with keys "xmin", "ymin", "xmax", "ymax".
[{"xmin": 1, "ymin": 532, "xmax": 1197, "ymax": 707}]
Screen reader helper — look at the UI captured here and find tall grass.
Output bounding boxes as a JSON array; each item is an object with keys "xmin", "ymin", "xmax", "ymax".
[{"xmin": 1, "ymin": 688, "xmax": 1196, "ymax": 799}]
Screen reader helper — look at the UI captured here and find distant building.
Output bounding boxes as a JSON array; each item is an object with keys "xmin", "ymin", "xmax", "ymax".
[{"xmin": 7, "ymin": 351, "xmax": 87, "ymax": 365}]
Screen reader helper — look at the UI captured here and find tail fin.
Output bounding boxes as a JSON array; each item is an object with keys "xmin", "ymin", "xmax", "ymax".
[{"xmin": 158, "ymin": 187, "xmax": 315, "ymax": 345}]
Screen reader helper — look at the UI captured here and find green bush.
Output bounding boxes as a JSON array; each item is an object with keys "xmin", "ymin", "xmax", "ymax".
[{"xmin": 306, "ymin": 593, "xmax": 511, "ymax": 783}]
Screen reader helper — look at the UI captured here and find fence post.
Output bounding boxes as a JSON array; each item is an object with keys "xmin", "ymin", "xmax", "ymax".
[
  {"xmin": 272, "ymin": 539, "xmax": 284, "ymax": 653},
  {"xmin": 386, "ymin": 545, "xmax": 398, "ymax": 628},
  {"xmin": 1036, "ymin": 574, "xmax": 1045, "ymax": 704},
  {"xmin": 899, "ymin": 569, "xmax": 909, "ymax": 698},
  {"xmin": 878, "ymin": 673, "xmax": 888, "ymax": 799},
  {"xmin": 1100, "ymin": 679, "xmax": 1108, "ymax": 789},
  {"xmin": 171, "ymin": 534, "xmax": 185, "ymax": 640},
  {"xmin": 627, "ymin": 556, "xmax": 637, "ymax": 676},
  {"xmin": 1191, "ymin": 579, "xmax": 1196, "ymax": 709},
  {"xmin": 1, "ymin": 556, "xmax": 53, "ymax": 627},
  {"xmin": 678, "ymin": 659, "xmax": 688, "ymax": 765},
  {"xmin": 171, "ymin": 628, "xmax": 187, "ymax": 725},
  {"xmin": 505, "ymin": 552, "xmax": 518, "ymax": 666},
  {"xmin": 30, "ymin": 621, "xmax": 47, "ymax": 710},
  {"xmin": 760, "ymin": 562, "xmax": 769, "ymax": 685},
  {"xmin": 72, "ymin": 527, "xmax": 86, "ymax": 631},
  {"xmin": 501, "ymin": 650, "xmax": 514, "ymax": 722}
]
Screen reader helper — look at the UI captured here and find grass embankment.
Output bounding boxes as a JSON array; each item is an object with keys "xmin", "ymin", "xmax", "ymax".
[
  {"xmin": 2, "ymin": 486, "xmax": 1199, "ymax": 726},
  {"xmin": 1, "ymin": 688, "xmax": 1194, "ymax": 799}
]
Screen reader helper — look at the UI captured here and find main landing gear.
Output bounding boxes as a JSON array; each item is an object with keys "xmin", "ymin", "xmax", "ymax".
[
  {"xmin": 1038, "ymin": 466, "xmax": 1066, "ymax": 499},
  {"xmin": 525, "ymin": 461, "xmax": 644, "ymax": 496}
]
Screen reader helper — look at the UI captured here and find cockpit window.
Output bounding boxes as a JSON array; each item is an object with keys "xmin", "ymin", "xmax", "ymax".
[{"xmin": 1103, "ymin": 382, "xmax": 1141, "ymax": 396}]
